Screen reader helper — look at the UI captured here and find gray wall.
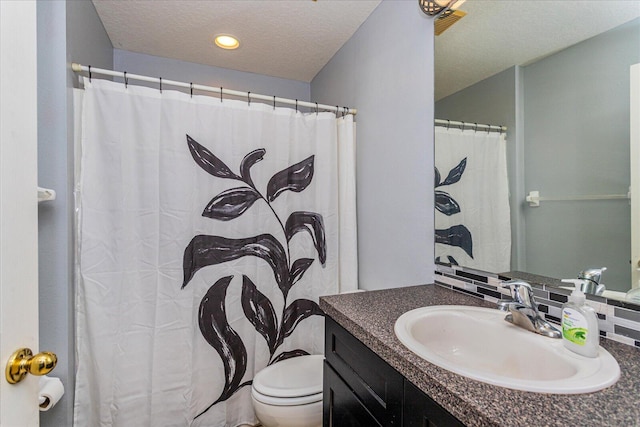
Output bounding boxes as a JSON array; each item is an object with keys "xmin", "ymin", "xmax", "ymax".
[
  {"xmin": 39, "ymin": 2, "xmax": 436, "ymax": 425},
  {"xmin": 114, "ymin": 49, "xmax": 310, "ymax": 103},
  {"xmin": 37, "ymin": 3, "xmax": 70, "ymax": 425},
  {"xmin": 523, "ymin": 18, "xmax": 640, "ymax": 290},
  {"xmin": 37, "ymin": 1, "xmax": 113, "ymax": 426},
  {"xmin": 435, "ymin": 66, "xmax": 526, "ymax": 271},
  {"xmin": 66, "ymin": 0, "xmax": 114, "ymax": 89},
  {"xmin": 311, "ymin": 0, "xmax": 435, "ymax": 290}
]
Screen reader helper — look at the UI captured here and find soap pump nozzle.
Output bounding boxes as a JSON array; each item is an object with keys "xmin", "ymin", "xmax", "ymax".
[{"xmin": 561, "ymin": 279, "xmax": 586, "ymax": 304}]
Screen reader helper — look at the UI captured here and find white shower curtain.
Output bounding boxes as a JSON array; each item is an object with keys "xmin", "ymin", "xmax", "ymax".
[
  {"xmin": 434, "ymin": 126, "xmax": 511, "ymax": 273},
  {"xmin": 74, "ymin": 78, "xmax": 357, "ymax": 426}
]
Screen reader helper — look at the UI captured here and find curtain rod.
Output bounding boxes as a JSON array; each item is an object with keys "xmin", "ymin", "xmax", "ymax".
[
  {"xmin": 525, "ymin": 190, "xmax": 630, "ymax": 207},
  {"xmin": 71, "ymin": 63, "xmax": 357, "ymax": 116},
  {"xmin": 435, "ymin": 118, "xmax": 506, "ymax": 133}
]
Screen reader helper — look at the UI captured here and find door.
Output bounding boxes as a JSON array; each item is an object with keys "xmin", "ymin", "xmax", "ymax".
[
  {"xmin": 0, "ymin": 0, "xmax": 41, "ymax": 425},
  {"xmin": 631, "ymin": 63, "xmax": 640, "ymax": 290}
]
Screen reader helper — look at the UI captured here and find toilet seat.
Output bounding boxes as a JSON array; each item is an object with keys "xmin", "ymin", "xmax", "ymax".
[
  {"xmin": 251, "ymin": 389, "xmax": 322, "ymax": 406},
  {"xmin": 251, "ymin": 354, "xmax": 324, "ymax": 406}
]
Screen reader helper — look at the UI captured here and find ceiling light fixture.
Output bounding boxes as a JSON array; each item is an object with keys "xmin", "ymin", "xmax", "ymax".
[
  {"xmin": 419, "ymin": 0, "xmax": 466, "ymax": 18},
  {"xmin": 435, "ymin": 10, "xmax": 467, "ymax": 35},
  {"xmin": 214, "ymin": 35, "xmax": 240, "ymax": 50},
  {"xmin": 419, "ymin": 0, "xmax": 468, "ymax": 35}
]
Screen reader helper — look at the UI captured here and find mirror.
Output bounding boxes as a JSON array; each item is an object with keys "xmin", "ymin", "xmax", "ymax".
[{"xmin": 433, "ymin": 1, "xmax": 640, "ymax": 300}]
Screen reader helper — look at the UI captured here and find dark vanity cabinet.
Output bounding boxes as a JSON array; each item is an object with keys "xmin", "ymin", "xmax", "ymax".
[
  {"xmin": 403, "ymin": 381, "xmax": 465, "ymax": 427},
  {"xmin": 323, "ymin": 317, "xmax": 465, "ymax": 427},
  {"xmin": 323, "ymin": 316, "xmax": 403, "ymax": 426}
]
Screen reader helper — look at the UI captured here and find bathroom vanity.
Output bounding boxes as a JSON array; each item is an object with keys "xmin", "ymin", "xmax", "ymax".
[
  {"xmin": 320, "ymin": 284, "xmax": 640, "ymax": 427},
  {"xmin": 323, "ymin": 316, "xmax": 463, "ymax": 426}
]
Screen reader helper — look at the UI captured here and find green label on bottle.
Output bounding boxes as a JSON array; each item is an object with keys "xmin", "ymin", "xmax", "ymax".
[{"xmin": 562, "ymin": 308, "xmax": 588, "ymax": 346}]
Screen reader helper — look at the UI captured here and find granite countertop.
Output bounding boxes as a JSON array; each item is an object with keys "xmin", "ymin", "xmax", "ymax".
[{"xmin": 320, "ymin": 284, "xmax": 640, "ymax": 427}]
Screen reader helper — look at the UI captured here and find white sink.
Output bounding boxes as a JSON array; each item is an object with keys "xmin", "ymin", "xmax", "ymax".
[{"xmin": 394, "ymin": 305, "xmax": 620, "ymax": 394}]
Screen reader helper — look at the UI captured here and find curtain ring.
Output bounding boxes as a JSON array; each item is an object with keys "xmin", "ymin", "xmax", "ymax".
[
  {"xmin": 295, "ymin": 99, "xmax": 298, "ymax": 112},
  {"xmin": 124, "ymin": 71, "xmax": 128, "ymax": 88},
  {"xmin": 190, "ymin": 82, "xmax": 193, "ymax": 98},
  {"xmin": 461, "ymin": 122, "xmax": 465, "ymax": 132},
  {"xmin": 248, "ymin": 91, "xmax": 251, "ymax": 106},
  {"xmin": 88, "ymin": 65, "xmax": 92, "ymax": 82},
  {"xmin": 159, "ymin": 77, "xmax": 162, "ymax": 93},
  {"xmin": 335, "ymin": 106, "xmax": 339, "ymax": 119},
  {"xmin": 343, "ymin": 107, "xmax": 347, "ymax": 119},
  {"xmin": 474, "ymin": 122, "xmax": 478, "ymax": 133},
  {"xmin": 220, "ymin": 87, "xmax": 223, "ymax": 103},
  {"xmin": 315, "ymin": 102, "xmax": 318, "ymax": 115},
  {"xmin": 273, "ymin": 96, "xmax": 276, "ymax": 110},
  {"xmin": 446, "ymin": 119, "xmax": 450, "ymax": 130},
  {"xmin": 486, "ymin": 124, "xmax": 491, "ymax": 134}
]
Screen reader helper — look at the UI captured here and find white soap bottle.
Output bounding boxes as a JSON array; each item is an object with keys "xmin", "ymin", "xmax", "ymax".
[{"xmin": 560, "ymin": 280, "xmax": 599, "ymax": 358}]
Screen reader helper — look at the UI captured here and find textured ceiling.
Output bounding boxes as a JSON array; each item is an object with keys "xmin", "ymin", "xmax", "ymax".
[
  {"xmin": 435, "ymin": 1, "xmax": 640, "ymax": 100},
  {"xmin": 92, "ymin": 0, "xmax": 381, "ymax": 83},
  {"xmin": 92, "ymin": 1, "xmax": 640, "ymax": 92}
]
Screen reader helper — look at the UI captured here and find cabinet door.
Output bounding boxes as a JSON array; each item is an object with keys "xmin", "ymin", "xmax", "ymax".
[
  {"xmin": 325, "ymin": 317, "xmax": 403, "ymax": 425},
  {"xmin": 403, "ymin": 381, "xmax": 465, "ymax": 427},
  {"xmin": 323, "ymin": 361, "xmax": 382, "ymax": 427}
]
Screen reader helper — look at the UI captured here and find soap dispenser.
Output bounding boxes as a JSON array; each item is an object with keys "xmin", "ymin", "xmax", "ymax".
[{"xmin": 560, "ymin": 280, "xmax": 599, "ymax": 358}]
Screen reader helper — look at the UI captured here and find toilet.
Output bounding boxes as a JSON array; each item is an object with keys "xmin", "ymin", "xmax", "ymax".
[{"xmin": 251, "ymin": 354, "xmax": 324, "ymax": 427}]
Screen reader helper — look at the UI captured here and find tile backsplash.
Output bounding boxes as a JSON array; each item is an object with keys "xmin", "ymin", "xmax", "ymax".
[{"xmin": 435, "ymin": 264, "xmax": 640, "ymax": 349}]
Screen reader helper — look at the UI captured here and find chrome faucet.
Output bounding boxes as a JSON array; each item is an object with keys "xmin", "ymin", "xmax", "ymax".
[
  {"xmin": 577, "ymin": 267, "xmax": 607, "ymax": 296},
  {"xmin": 497, "ymin": 280, "xmax": 562, "ymax": 339}
]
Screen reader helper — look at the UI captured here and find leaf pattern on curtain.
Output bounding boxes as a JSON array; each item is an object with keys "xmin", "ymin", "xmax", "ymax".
[
  {"xmin": 435, "ymin": 157, "xmax": 473, "ymax": 262},
  {"xmin": 181, "ymin": 136, "xmax": 326, "ymax": 420}
]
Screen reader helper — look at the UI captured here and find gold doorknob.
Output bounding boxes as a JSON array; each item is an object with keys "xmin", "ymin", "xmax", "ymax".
[{"xmin": 5, "ymin": 348, "xmax": 57, "ymax": 384}]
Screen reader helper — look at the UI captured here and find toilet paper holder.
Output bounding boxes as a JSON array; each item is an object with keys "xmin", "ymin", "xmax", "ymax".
[{"xmin": 38, "ymin": 376, "xmax": 65, "ymax": 411}]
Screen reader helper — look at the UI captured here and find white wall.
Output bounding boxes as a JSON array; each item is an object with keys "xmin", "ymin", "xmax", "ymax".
[{"xmin": 311, "ymin": 0, "xmax": 435, "ymax": 290}]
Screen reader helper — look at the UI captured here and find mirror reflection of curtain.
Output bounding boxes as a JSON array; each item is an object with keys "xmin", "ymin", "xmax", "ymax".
[
  {"xmin": 435, "ymin": 126, "xmax": 511, "ymax": 272},
  {"xmin": 74, "ymin": 78, "xmax": 357, "ymax": 426}
]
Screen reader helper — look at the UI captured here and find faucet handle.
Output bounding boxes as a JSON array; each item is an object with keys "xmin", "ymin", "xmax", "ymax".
[{"xmin": 503, "ymin": 280, "xmax": 535, "ymax": 307}]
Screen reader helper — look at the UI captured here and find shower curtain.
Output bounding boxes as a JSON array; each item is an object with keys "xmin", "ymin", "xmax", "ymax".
[
  {"xmin": 74, "ymin": 78, "xmax": 357, "ymax": 426},
  {"xmin": 434, "ymin": 126, "xmax": 511, "ymax": 272}
]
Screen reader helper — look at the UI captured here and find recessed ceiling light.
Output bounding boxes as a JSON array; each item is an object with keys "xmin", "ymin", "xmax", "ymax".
[{"xmin": 214, "ymin": 35, "xmax": 240, "ymax": 50}]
